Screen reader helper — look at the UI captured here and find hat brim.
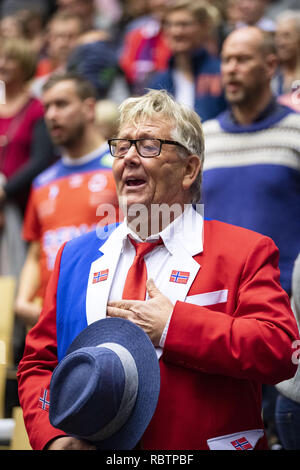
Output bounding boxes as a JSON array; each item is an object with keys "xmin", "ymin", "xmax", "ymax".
[{"xmin": 64, "ymin": 317, "xmax": 160, "ymax": 450}]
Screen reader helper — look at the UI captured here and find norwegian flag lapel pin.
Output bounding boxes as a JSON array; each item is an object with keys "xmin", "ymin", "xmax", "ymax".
[
  {"xmin": 93, "ymin": 269, "xmax": 109, "ymax": 283},
  {"xmin": 170, "ymin": 270, "xmax": 190, "ymax": 284}
]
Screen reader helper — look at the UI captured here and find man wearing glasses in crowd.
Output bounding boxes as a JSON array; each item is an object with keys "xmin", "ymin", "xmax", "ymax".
[{"xmin": 18, "ymin": 89, "xmax": 298, "ymax": 450}]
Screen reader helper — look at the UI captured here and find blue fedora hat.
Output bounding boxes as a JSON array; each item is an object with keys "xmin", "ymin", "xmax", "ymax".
[{"xmin": 49, "ymin": 317, "xmax": 160, "ymax": 450}]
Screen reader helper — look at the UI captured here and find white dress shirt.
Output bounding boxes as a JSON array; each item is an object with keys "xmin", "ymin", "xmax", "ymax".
[{"xmin": 173, "ymin": 69, "xmax": 195, "ymax": 110}]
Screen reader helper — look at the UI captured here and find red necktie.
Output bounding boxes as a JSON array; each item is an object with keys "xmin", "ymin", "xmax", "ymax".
[{"xmin": 122, "ymin": 236, "xmax": 163, "ymax": 300}]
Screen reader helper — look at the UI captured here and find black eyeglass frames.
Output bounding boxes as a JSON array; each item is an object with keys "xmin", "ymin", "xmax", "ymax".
[{"xmin": 108, "ymin": 138, "xmax": 188, "ymax": 158}]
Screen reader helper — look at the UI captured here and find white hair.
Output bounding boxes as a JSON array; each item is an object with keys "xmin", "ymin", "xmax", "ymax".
[{"xmin": 276, "ymin": 9, "xmax": 300, "ymax": 35}]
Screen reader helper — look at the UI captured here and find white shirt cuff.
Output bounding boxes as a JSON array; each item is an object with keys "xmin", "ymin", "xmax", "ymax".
[{"xmin": 159, "ymin": 314, "xmax": 172, "ymax": 348}]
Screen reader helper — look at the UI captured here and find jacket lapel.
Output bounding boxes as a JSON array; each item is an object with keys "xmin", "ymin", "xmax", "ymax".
[
  {"xmin": 86, "ymin": 224, "xmax": 126, "ymax": 325},
  {"xmin": 154, "ymin": 205, "xmax": 203, "ymax": 303},
  {"xmin": 151, "ymin": 243, "xmax": 201, "ymax": 304}
]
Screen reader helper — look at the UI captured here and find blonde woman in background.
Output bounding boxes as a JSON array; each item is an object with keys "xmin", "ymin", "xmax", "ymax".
[{"xmin": 148, "ymin": 0, "xmax": 226, "ymax": 122}]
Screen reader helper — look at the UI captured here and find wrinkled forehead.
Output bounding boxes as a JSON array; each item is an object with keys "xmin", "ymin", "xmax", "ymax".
[
  {"xmin": 276, "ymin": 17, "xmax": 299, "ymax": 34},
  {"xmin": 118, "ymin": 115, "xmax": 175, "ymax": 139}
]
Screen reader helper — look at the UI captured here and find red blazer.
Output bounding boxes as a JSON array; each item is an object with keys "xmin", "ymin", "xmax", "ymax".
[{"xmin": 17, "ymin": 220, "xmax": 299, "ymax": 450}]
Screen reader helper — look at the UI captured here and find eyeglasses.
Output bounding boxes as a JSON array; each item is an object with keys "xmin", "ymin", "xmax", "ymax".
[{"xmin": 108, "ymin": 138, "xmax": 188, "ymax": 158}]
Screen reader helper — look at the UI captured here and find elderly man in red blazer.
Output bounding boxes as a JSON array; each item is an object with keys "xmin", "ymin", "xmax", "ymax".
[{"xmin": 18, "ymin": 89, "xmax": 299, "ymax": 451}]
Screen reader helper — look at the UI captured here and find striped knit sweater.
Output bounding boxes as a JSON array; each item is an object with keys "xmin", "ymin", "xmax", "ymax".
[{"xmin": 202, "ymin": 103, "xmax": 300, "ymax": 294}]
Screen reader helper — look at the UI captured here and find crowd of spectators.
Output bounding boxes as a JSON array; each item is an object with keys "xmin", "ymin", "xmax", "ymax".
[{"xmin": 0, "ymin": 0, "xmax": 299, "ymax": 451}]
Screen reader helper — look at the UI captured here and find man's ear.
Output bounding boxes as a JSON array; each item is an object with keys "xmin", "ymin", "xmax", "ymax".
[
  {"xmin": 265, "ymin": 53, "xmax": 278, "ymax": 80},
  {"xmin": 82, "ymin": 97, "xmax": 97, "ymax": 122},
  {"xmin": 182, "ymin": 154, "xmax": 202, "ymax": 192}
]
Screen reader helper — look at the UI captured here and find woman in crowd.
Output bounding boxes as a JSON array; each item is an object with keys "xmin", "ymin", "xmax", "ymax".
[
  {"xmin": 0, "ymin": 38, "xmax": 52, "ymax": 277},
  {"xmin": 0, "ymin": 38, "xmax": 45, "ymax": 211},
  {"xmin": 148, "ymin": 0, "xmax": 227, "ymax": 122},
  {"xmin": 273, "ymin": 9, "xmax": 300, "ymax": 111}
]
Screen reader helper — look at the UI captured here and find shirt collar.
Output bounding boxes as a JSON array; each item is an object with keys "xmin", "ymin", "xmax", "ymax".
[
  {"xmin": 115, "ymin": 204, "xmax": 204, "ymax": 256},
  {"xmin": 228, "ymin": 96, "xmax": 278, "ymax": 125}
]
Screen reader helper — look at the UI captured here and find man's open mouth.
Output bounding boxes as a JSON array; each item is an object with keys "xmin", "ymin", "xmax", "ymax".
[
  {"xmin": 50, "ymin": 125, "xmax": 63, "ymax": 135},
  {"xmin": 125, "ymin": 178, "xmax": 146, "ymax": 187}
]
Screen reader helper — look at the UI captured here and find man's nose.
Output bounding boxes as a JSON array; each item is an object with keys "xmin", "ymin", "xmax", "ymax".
[
  {"xmin": 45, "ymin": 104, "xmax": 58, "ymax": 121},
  {"xmin": 123, "ymin": 143, "xmax": 141, "ymax": 164}
]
